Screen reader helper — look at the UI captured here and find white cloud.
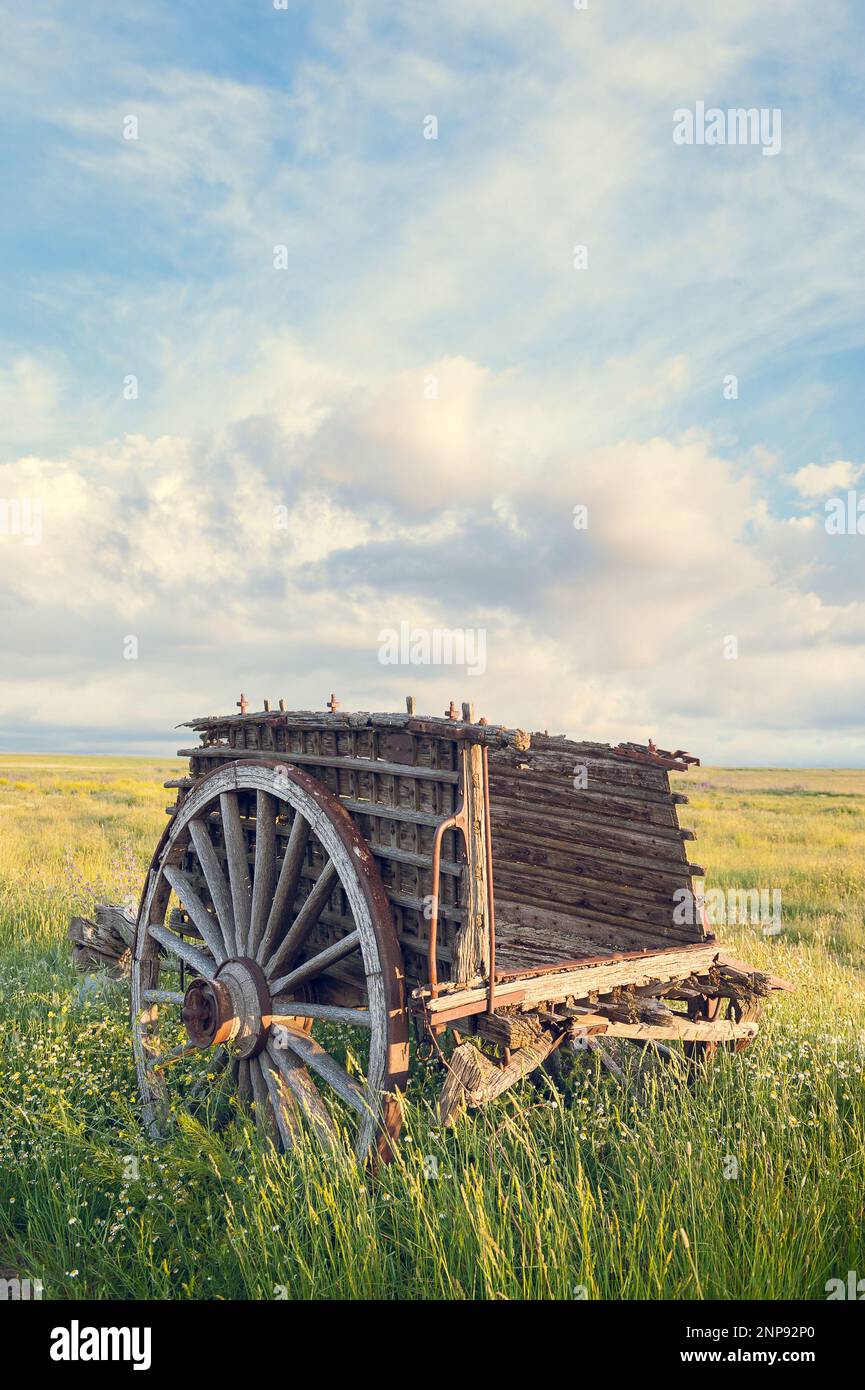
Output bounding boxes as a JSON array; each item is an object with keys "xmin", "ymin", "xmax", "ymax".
[
  {"xmin": 789, "ymin": 460, "xmax": 862, "ymax": 498},
  {"xmin": 2, "ymin": 357, "xmax": 865, "ymax": 762},
  {"xmin": 0, "ymin": 357, "xmax": 60, "ymax": 446}
]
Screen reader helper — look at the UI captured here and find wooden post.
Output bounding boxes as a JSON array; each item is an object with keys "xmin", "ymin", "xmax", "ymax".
[
  {"xmin": 405, "ymin": 695, "xmax": 416, "ymax": 715},
  {"xmin": 452, "ymin": 736, "xmax": 490, "ymax": 982}
]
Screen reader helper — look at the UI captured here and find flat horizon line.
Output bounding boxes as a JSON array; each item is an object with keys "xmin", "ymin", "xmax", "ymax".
[{"xmin": 3, "ymin": 750, "xmax": 865, "ymax": 772}]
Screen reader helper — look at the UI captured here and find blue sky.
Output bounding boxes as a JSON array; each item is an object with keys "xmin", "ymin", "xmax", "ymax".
[{"xmin": 1, "ymin": 0, "xmax": 864, "ymax": 762}]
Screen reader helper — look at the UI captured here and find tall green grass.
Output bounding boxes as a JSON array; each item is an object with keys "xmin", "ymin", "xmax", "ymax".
[{"xmin": 1, "ymin": 757, "xmax": 863, "ymax": 1299}]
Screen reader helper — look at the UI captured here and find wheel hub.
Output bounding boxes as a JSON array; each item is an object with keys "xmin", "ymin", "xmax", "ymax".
[{"xmin": 181, "ymin": 957, "xmax": 271, "ymax": 1059}]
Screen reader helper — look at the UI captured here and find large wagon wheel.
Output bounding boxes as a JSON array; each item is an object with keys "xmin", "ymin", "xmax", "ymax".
[{"xmin": 131, "ymin": 761, "xmax": 409, "ymax": 1163}]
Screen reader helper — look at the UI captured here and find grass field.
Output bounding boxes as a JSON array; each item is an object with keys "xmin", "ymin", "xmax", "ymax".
[{"xmin": 1, "ymin": 755, "xmax": 863, "ymax": 1300}]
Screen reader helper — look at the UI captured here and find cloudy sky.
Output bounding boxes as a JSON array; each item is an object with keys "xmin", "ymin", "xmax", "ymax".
[{"xmin": 1, "ymin": 0, "xmax": 864, "ymax": 763}]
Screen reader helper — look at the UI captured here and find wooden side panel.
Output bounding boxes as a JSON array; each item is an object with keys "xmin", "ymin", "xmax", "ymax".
[{"xmin": 487, "ymin": 739, "xmax": 703, "ymax": 972}]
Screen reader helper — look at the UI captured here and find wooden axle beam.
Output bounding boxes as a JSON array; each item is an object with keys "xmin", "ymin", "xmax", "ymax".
[{"xmin": 565, "ymin": 1013, "xmax": 760, "ymax": 1044}]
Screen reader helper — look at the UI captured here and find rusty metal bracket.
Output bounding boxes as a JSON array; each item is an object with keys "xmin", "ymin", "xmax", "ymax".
[{"xmin": 427, "ymin": 804, "xmax": 467, "ymax": 1003}]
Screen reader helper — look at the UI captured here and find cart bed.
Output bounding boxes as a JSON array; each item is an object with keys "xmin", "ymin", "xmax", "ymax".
[{"xmin": 176, "ymin": 704, "xmax": 704, "ymax": 993}]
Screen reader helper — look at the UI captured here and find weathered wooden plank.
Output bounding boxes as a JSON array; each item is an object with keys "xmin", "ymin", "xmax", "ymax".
[
  {"xmin": 489, "ymin": 747, "xmax": 678, "ymax": 790},
  {"xmin": 490, "ymin": 799, "xmax": 693, "ymax": 864},
  {"xmin": 453, "ymin": 741, "xmax": 490, "ymax": 981},
  {"xmin": 339, "ymin": 797, "xmax": 445, "ymax": 828},
  {"xmin": 419, "ymin": 942, "xmax": 721, "ymax": 1015},
  {"xmin": 179, "ymin": 712, "xmax": 519, "ymax": 749},
  {"xmin": 491, "ymin": 876, "xmax": 695, "ymax": 948},
  {"xmin": 94, "ymin": 902, "xmax": 136, "ymax": 945},
  {"xmin": 491, "ymin": 826, "xmax": 703, "ymax": 889},
  {"xmin": 570, "ymin": 1014, "xmax": 759, "ymax": 1044},
  {"xmin": 368, "ymin": 841, "xmax": 462, "ymax": 878},
  {"xmin": 476, "ymin": 1010, "xmax": 549, "ymax": 1048},
  {"xmin": 183, "ymin": 713, "xmax": 695, "ymax": 767},
  {"xmin": 68, "ymin": 903, "xmax": 133, "ymax": 978},
  {"xmin": 489, "ymin": 767, "xmax": 682, "ymax": 826},
  {"xmin": 176, "ymin": 745, "xmax": 461, "ymax": 782},
  {"xmin": 715, "ymin": 953, "xmax": 795, "ymax": 992},
  {"xmin": 578, "ymin": 994, "xmax": 675, "ymax": 1025},
  {"xmin": 492, "ymin": 896, "xmax": 696, "ymax": 954},
  {"xmin": 491, "ymin": 860, "xmax": 686, "ymax": 929}
]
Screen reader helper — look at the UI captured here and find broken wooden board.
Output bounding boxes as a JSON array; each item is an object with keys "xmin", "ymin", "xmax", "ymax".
[
  {"xmin": 439, "ymin": 1023, "xmax": 559, "ymax": 1125},
  {"xmin": 68, "ymin": 902, "xmax": 135, "ymax": 979}
]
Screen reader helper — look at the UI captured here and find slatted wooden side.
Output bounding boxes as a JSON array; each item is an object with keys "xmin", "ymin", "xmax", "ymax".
[
  {"xmin": 486, "ymin": 737, "xmax": 704, "ymax": 974},
  {"xmin": 174, "ymin": 718, "xmax": 468, "ymax": 987}
]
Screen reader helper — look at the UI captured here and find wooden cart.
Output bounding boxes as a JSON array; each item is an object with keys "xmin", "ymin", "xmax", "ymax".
[{"xmin": 131, "ymin": 697, "xmax": 791, "ymax": 1161}]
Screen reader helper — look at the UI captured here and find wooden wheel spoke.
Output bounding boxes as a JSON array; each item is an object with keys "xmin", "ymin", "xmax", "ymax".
[
  {"xmin": 249, "ymin": 1051, "xmax": 280, "ymax": 1143},
  {"xmin": 142, "ymin": 989, "xmax": 185, "ymax": 1005},
  {"xmin": 162, "ymin": 864, "xmax": 227, "ymax": 964},
  {"xmin": 265, "ymin": 1040, "xmax": 339, "ymax": 1148},
  {"xmin": 269, "ymin": 928, "xmax": 360, "ymax": 996},
  {"xmin": 248, "ymin": 791, "xmax": 277, "ymax": 959},
  {"xmin": 255, "ymin": 812, "xmax": 310, "ymax": 966},
  {"xmin": 220, "ymin": 790, "xmax": 253, "ymax": 955},
  {"xmin": 269, "ymin": 1001, "xmax": 371, "ymax": 1028},
  {"xmin": 189, "ymin": 817, "xmax": 237, "ymax": 956},
  {"xmin": 259, "ymin": 1053, "xmax": 301, "ymax": 1149},
  {"xmin": 271, "ymin": 1023, "xmax": 367, "ymax": 1116},
  {"xmin": 235, "ymin": 1058, "xmax": 253, "ymax": 1107},
  {"xmin": 148, "ymin": 922, "xmax": 215, "ymax": 979},
  {"xmin": 266, "ymin": 861, "xmax": 338, "ymax": 980}
]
